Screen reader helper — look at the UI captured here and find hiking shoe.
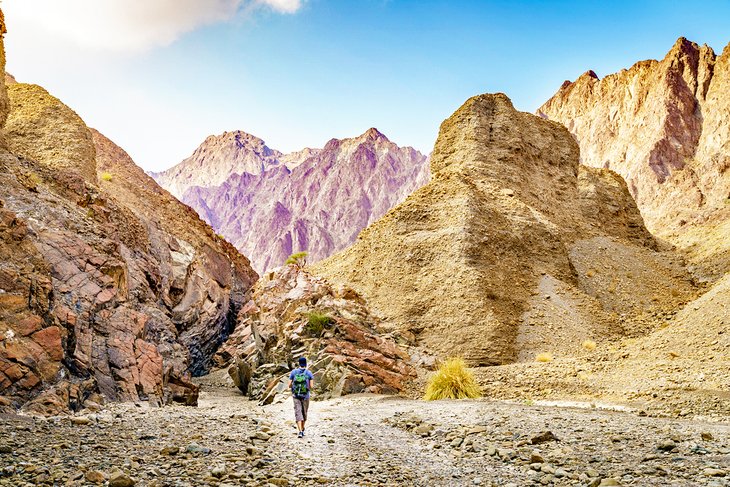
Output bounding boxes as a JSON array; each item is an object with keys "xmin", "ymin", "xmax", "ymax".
[
  {"xmin": 302, "ymin": 429, "xmax": 305, "ymax": 436},
  {"xmin": 297, "ymin": 431, "xmax": 304, "ymax": 438}
]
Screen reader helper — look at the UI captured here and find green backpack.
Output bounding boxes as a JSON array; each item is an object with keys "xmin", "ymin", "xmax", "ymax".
[{"xmin": 292, "ymin": 370, "xmax": 309, "ymax": 398}]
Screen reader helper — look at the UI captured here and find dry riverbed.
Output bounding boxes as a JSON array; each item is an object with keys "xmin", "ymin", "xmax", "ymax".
[{"xmin": 1, "ymin": 388, "xmax": 729, "ymax": 486}]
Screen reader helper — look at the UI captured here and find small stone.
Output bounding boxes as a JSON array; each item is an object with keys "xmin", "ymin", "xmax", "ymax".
[
  {"xmin": 414, "ymin": 424, "xmax": 433, "ymax": 437},
  {"xmin": 160, "ymin": 446, "xmax": 179, "ymax": 456},
  {"xmin": 701, "ymin": 432, "xmax": 714, "ymax": 441},
  {"xmin": 0, "ymin": 445, "xmax": 12, "ymax": 454},
  {"xmin": 211, "ymin": 465, "xmax": 227, "ymax": 478},
  {"xmin": 186, "ymin": 443, "xmax": 211, "ymax": 454},
  {"xmin": 530, "ymin": 452, "xmax": 545, "ymax": 463},
  {"xmin": 71, "ymin": 416, "xmax": 91, "ymax": 425},
  {"xmin": 704, "ymin": 468, "xmax": 726, "ymax": 477},
  {"xmin": 108, "ymin": 472, "xmax": 135, "ymax": 487},
  {"xmin": 541, "ymin": 464, "xmax": 556, "ymax": 475},
  {"xmin": 85, "ymin": 471, "xmax": 105, "ymax": 484},
  {"xmin": 657, "ymin": 440, "xmax": 677, "ymax": 452},
  {"xmin": 530, "ymin": 431, "xmax": 559, "ymax": 445},
  {"xmin": 599, "ymin": 479, "xmax": 622, "ymax": 486}
]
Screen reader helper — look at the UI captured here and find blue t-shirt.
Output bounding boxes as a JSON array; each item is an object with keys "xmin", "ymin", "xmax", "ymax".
[{"xmin": 289, "ymin": 367, "xmax": 314, "ymax": 399}]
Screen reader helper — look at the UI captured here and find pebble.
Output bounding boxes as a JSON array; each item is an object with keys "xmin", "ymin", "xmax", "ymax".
[
  {"xmin": 108, "ymin": 471, "xmax": 135, "ymax": 487},
  {"xmin": 84, "ymin": 470, "xmax": 105, "ymax": 483}
]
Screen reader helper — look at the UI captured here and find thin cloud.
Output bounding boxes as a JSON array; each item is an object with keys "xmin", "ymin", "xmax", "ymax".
[{"xmin": 2, "ymin": 0, "xmax": 303, "ymax": 52}]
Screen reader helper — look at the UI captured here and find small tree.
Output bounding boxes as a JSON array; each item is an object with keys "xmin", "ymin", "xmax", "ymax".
[{"xmin": 285, "ymin": 251, "xmax": 308, "ymax": 267}]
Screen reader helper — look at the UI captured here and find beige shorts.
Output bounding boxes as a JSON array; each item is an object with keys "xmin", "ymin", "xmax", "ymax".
[{"xmin": 293, "ymin": 397, "xmax": 309, "ymax": 422}]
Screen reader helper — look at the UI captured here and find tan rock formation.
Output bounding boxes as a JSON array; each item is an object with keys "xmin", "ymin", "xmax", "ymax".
[
  {"xmin": 5, "ymin": 84, "xmax": 97, "ymax": 182},
  {"xmin": 314, "ymin": 94, "xmax": 695, "ymax": 365},
  {"xmin": 214, "ymin": 265, "xmax": 416, "ymax": 403},
  {"xmin": 0, "ymin": 77, "xmax": 257, "ymax": 413},
  {"xmin": 539, "ymin": 38, "xmax": 730, "ymax": 278}
]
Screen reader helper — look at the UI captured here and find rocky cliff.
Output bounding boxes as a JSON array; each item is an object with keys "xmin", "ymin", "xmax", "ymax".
[
  {"xmin": 0, "ymin": 27, "xmax": 258, "ymax": 412},
  {"xmin": 314, "ymin": 93, "xmax": 696, "ymax": 366},
  {"xmin": 214, "ymin": 265, "xmax": 416, "ymax": 404},
  {"xmin": 539, "ymin": 38, "xmax": 730, "ymax": 279},
  {"xmin": 164, "ymin": 128, "xmax": 429, "ymax": 273}
]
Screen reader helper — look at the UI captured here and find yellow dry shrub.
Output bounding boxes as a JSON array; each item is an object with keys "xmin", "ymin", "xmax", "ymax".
[
  {"xmin": 582, "ymin": 340, "xmax": 597, "ymax": 351},
  {"xmin": 535, "ymin": 352, "xmax": 553, "ymax": 363},
  {"xmin": 100, "ymin": 172, "xmax": 113, "ymax": 182},
  {"xmin": 424, "ymin": 358, "xmax": 481, "ymax": 400}
]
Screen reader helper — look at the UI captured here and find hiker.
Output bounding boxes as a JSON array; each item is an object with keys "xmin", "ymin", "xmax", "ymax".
[{"xmin": 288, "ymin": 357, "xmax": 314, "ymax": 438}]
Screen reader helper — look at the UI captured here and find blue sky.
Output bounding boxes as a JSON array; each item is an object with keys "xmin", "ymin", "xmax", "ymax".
[{"xmin": 5, "ymin": 0, "xmax": 730, "ymax": 171}]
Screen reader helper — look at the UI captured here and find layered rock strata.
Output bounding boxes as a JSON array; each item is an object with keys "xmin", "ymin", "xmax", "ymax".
[
  {"xmin": 156, "ymin": 128, "xmax": 429, "ymax": 273},
  {"xmin": 214, "ymin": 265, "xmax": 416, "ymax": 404},
  {"xmin": 539, "ymin": 38, "xmax": 730, "ymax": 278},
  {"xmin": 0, "ymin": 23, "xmax": 257, "ymax": 412},
  {"xmin": 314, "ymin": 93, "xmax": 696, "ymax": 366}
]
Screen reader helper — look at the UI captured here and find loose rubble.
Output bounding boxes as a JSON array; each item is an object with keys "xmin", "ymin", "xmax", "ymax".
[{"xmin": 1, "ymin": 387, "xmax": 728, "ymax": 486}]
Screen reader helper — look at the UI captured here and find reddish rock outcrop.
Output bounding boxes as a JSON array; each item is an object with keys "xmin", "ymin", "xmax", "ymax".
[
  {"xmin": 156, "ymin": 128, "xmax": 429, "ymax": 273},
  {"xmin": 214, "ymin": 265, "xmax": 416, "ymax": 404},
  {"xmin": 0, "ymin": 17, "xmax": 257, "ymax": 413},
  {"xmin": 539, "ymin": 38, "xmax": 730, "ymax": 277}
]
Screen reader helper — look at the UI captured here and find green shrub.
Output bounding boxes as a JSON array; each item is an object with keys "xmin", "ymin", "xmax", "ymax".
[
  {"xmin": 100, "ymin": 172, "xmax": 113, "ymax": 182},
  {"xmin": 305, "ymin": 311, "xmax": 332, "ymax": 336},
  {"xmin": 424, "ymin": 357, "xmax": 481, "ymax": 400},
  {"xmin": 285, "ymin": 251, "xmax": 308, "ymax": 267}
]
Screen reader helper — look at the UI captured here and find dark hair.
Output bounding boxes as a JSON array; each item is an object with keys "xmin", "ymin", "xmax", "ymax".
[{"xmin": 298, "ymin": 357, "xmax": 307, "ymax": 367}]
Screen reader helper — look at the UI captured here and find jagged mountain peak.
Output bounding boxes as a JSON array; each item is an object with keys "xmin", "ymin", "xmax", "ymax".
[{"xmin": 539, "ymin": 36, "xmax": 730, "ymax": 278}]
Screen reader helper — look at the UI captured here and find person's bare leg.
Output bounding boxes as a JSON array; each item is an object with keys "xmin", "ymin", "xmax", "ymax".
[{"xmin": 297, "ymin": 420, "xmax": 304, "ymax": 432}]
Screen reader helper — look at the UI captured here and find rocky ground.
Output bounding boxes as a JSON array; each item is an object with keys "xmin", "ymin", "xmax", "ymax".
[{"xmin": 1, "ymin": 386, "xmax": 728, "ymax": 486}]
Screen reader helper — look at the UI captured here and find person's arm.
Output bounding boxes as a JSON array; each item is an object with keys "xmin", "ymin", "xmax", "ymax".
[
  {"xmin": 308, "ymin": 372, "xmax": 314, "ymax": 394},
  {"xmin": 288, "ymin": 371, "xmax": 293, "ymax": 390}
]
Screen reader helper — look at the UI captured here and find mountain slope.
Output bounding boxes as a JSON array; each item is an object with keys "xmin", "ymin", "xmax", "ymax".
[
  {"xmin": 314, "ymin": 93, "xmax": 695, "ymax": 365},
  {"xmin": 0, "ymin": 25, "xmax": 258, "ymax": 413},
  {"xmin": 170, "ymin": 128, "xmax": 429, "ymax": 273},
  {"xmin": 151, "ymin": 130, "xmax": 288, "ymax": 199},
  {"xmin": 539, "ymin": 37, "xmax": 730, "ymax": 279}
]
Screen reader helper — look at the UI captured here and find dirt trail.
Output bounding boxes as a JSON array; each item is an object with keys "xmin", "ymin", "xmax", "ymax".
[{"xmin": 1, "ymin": 388, "xmax": 729, "ymax": 486}]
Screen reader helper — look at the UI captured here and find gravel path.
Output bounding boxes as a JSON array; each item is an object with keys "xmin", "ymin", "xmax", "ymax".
[{"xmin": 1, "ymin": 388, "xmax": 729, "ymax": 486}]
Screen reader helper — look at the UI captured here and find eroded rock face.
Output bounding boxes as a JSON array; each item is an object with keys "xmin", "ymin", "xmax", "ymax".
[
  {"xmin": 156, "ymin": 128, "xmax": 429, "ymax": 273},
  {"xmin": 314, "ymin": 94, "xmax": 695, "ymax": 366},
  {"xmin": 214, "ymin": 265, "xmax": 416, "ymax": 404},
  {"xmin": 539, "ymin": 38, "xmax": 730, "ymax": 277},
  {"xmin": 0, "ymin": 77, "xmax": 257, "ymax": 413}
]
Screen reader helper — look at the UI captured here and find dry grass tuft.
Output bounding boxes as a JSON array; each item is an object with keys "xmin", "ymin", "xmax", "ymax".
[
  {"xmin": 424, "ymin": 358, "xmax": 481, "ymax": 400},
  {"xmin": 582, "ymin": 340, "xmax": 597, "ymax": 351},
  {"xmin": 535, "ymin": 352, "xmax": 553, "ymax": 363}
]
